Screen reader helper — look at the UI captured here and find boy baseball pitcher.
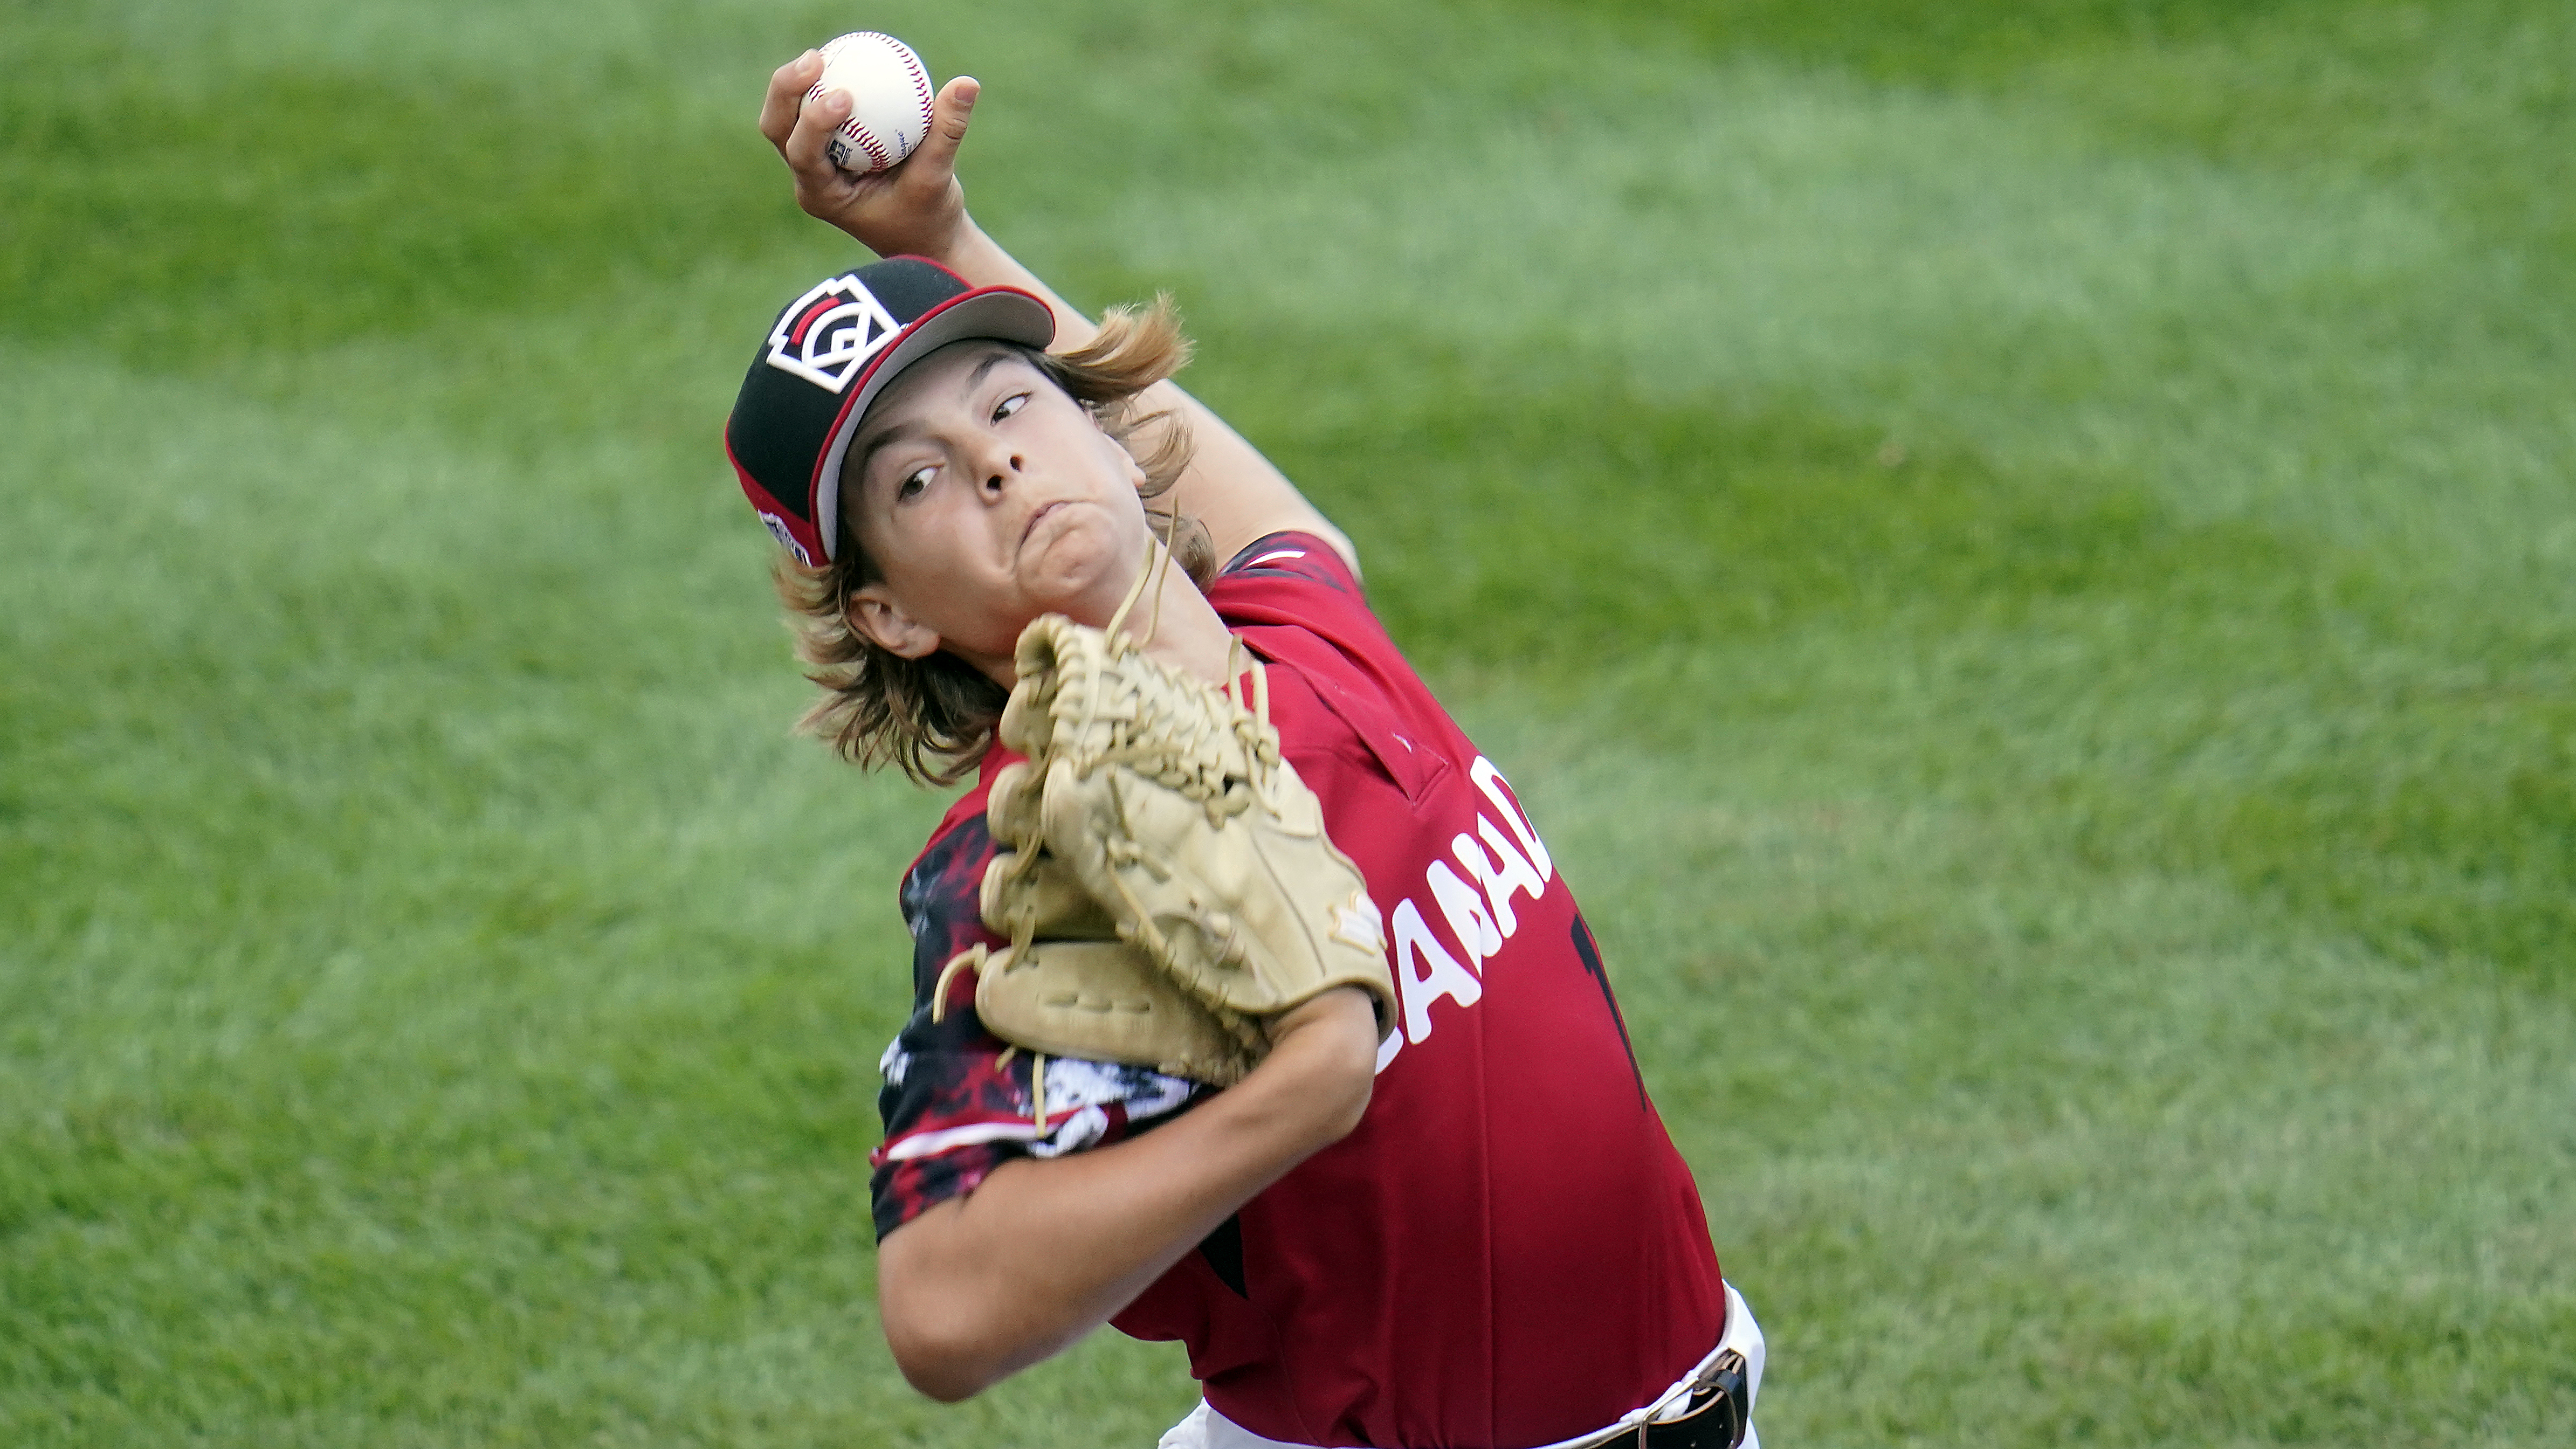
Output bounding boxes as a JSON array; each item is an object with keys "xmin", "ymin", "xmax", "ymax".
[{"xmin": 722, "ymin": 48, "xmax": 1765, "ymax": 1449}]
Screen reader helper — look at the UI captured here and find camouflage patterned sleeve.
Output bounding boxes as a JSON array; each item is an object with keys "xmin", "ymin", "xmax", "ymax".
[{"xmin": 867, "ymin": 810, "xmax": 1210, "ymax": 1242}]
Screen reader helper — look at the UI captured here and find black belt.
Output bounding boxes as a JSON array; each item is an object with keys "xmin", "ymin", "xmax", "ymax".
[{"xmin": 1588, "ymin": 1348, "xmax": 1751, "ymax": 1449}]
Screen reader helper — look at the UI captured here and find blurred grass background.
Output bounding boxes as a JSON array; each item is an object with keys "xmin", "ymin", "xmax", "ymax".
[{"xmin": 3, "ymin": 0, "xmax": 2571, "ymax": 1444}]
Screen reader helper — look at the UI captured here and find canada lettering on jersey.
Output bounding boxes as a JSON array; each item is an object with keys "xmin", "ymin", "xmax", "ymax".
[{"xmin": 1375, "ymin": 754, "xmax": 1554, "ymax": 1071}]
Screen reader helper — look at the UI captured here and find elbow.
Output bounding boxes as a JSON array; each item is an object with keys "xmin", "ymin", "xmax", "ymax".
[
  {"xmin": 879, "ymin": 1238, "xmax": 1057, "ymax": 1404},
  {"xmin": 884, "ymin": 1309, "xmax": 1008, "ymax": 1403},
  {"xmin": 878, "ymin": 1195, "xmax": 1091, "ymax": 1403},
  {"xmin": 896, "ymin": 1354, "xmax": 990, "ymax": 1405},
  {"xmin": 879, "ymin": 1236, "xmax": 1010, "ymax": 1403}
]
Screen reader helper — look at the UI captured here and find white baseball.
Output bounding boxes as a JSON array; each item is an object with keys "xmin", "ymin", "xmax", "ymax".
[{"xmin": 808, "ymin": 31, "xmax": 936, "ymax": 174}]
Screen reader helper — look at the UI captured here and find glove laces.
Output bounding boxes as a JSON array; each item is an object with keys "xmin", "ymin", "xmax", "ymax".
[{"xmin": 1055, "ymin": 534, "xmax": 1279, "ymax": 822}]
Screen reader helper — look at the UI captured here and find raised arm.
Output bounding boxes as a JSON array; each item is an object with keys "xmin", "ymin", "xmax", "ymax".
[{"xmin": 759, "ymin": 52, "xmax": 1358, "ymax": 574}]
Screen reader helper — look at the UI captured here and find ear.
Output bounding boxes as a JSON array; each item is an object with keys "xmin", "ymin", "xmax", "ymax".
[{"xmin": 846, "ymin": 584, "xmax": 942, "ymax": 659}]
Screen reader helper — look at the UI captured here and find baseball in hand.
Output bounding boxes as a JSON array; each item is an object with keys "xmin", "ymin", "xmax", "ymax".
[{"xmin": 808, "ymin": 31, "xmax": 936, "ymax": 174}]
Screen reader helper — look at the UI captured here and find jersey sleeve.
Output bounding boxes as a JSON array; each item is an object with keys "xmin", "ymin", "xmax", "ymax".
[
  {"xmin": 1211, "ymin": 532, "xmax": 1370, "ymax": 613},
  {"xmin": 868, "ymin": 805, "xmax": 1207, "ymax": 1241},
  {"xmin": 1206, "ymin": 532, "xmax": 1428, "ymax": 685},
  {"xmin": 1207, "ymin": 532, "xmax": 1467, "ymax": 788}
]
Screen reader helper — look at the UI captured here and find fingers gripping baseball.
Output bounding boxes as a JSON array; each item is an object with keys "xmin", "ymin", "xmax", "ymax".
[
  {"xmin": 786, "ymin": 74, "xmax": 844, "ymax": 176},
  {"xmin": 757, "ymin": 49, "xmax": 975, "ymax": 259},
  {"xmin": 761, "ymin": 52, "xmax": 857, "ymax": 218},
  {"xmin": 758, "ymin": 51, "xmax": 822, "ymax": 153}
]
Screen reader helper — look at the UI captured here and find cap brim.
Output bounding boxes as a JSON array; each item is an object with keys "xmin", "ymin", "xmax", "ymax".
[{"xmin": 812, "ymin": 286, "xmax": 1057, "ymax": 561}]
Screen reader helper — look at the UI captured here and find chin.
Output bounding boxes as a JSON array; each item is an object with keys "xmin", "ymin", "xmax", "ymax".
[{"xmin": 1022, "ymin": 523, "xmax": 1140, "ymax": 623}]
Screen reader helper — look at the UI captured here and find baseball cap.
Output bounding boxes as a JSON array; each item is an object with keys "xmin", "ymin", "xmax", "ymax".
[{"xmin": 724, "ymin": 255, "xmax": 1055, "ymax": 566}]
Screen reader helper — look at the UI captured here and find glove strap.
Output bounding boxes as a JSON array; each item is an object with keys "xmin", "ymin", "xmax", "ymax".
[
  {"xmin": 1102, "ymin": 530, "xmax": 1177, "ymax": 653},
  {"xmin": 1220, "ymin": 633, "xmax": 1273, "ymax": 734}
]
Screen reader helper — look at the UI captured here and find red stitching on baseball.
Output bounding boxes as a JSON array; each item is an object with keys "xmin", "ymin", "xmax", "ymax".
[
  {"xmin": 891, "ymin": 44, "xmax": 934, "ymax": 133},
  {"xmin": 845, "ymin": 123, "xmax": 893, "ymax": 171}
]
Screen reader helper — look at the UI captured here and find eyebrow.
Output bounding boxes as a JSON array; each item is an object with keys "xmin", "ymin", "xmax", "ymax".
[{"xmin": 849, "ymin": 347, "xmax": 1027, "ymax": 486}]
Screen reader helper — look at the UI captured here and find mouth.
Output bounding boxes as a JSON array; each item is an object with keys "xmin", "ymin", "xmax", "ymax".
[{"xmin": 1020, "ymin": 500, "xmax": 1069, "ymax": 547}]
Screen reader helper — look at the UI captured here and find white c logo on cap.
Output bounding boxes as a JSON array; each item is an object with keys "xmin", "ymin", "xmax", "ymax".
[{"xmin": 763, "ymin": 276, "xmax": 903, "ymax": 394}]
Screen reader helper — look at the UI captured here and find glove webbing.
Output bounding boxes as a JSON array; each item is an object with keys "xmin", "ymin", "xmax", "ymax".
[
  {"xmin": 935, "ymin": 535, "xmax": 1259, "ymax": 1132},
  {"xmin": 993, "ymin": 537, "xmax": 1285, "ymax": 953},
  {"xmin": 1075, "ymin": 534, "xmax": 1282, "ymax": 816}
]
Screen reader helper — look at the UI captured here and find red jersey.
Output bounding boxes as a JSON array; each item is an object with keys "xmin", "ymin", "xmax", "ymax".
[{"xmin": 870, "ymin": 535, "xmax": 1726, "ymax": 1448}]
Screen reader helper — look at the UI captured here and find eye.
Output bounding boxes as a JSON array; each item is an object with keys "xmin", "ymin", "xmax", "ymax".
[
  {"xmin": 895, "ymin": 464, "xmax": 936, "ymax": 501},
  {"xmin": 992, "ymin": 391, "xmax": 1030, "ymax": 423}
]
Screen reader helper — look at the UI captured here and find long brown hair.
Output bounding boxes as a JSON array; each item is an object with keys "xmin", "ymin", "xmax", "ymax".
[{"xmin": 770, "ymin": 295, "xmax": 1216, "ymax": 785}]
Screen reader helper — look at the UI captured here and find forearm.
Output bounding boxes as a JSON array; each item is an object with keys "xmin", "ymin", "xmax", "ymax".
[
  {"xmin": 926, "ymin": 219, "xmax": 1105, "ymax": 353},
  {"xmin": 877, "ymin": 991, "xmax": 1376, "ymax": 1400}
]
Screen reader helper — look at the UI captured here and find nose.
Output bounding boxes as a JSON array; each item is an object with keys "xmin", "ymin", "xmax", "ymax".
[{"xmin": 979, "ymin": 449, "xmax": 1024, "ymax": 498}]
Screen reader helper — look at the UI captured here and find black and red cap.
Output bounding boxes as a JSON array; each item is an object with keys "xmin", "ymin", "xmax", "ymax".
[{"xmin": 724, "ymin": 256, "xmax": 1054, "ymax": 565}]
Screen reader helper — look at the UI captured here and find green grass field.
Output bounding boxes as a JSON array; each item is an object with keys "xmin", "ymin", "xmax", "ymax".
[{"xmin": 4, "ymin": 1, "xmax": 2571, "ymax": 1443}]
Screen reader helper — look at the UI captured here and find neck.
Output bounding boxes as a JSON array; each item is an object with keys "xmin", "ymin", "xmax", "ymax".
[
  {"xmin": 1127, "ymin": 560, "xmax": 1236, "ymax": 686},
  {"xmin": 961, "ymin": 542, "xmax": 1235, "ymax": 691}
]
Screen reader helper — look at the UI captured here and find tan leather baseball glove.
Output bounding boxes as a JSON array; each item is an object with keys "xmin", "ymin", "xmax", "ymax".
[
  {"xmin": 962, "ymin": 841, "xmax": 1266, "ymax": 1086},
  {"xmin": 961, "ymin": 598, "xmax": 1396, "ymax": 1086}
]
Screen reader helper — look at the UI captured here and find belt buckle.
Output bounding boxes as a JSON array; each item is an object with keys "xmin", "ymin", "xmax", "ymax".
[{"xmin": 1636, "ymin": 1349, "xmax": 1749, "ymax": 1449}]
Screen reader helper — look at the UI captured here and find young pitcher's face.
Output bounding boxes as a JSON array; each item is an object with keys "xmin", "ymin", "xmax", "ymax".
[{"xmin": 839, "ymin": 342, "xmax": 1153, "ymax": 677}]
